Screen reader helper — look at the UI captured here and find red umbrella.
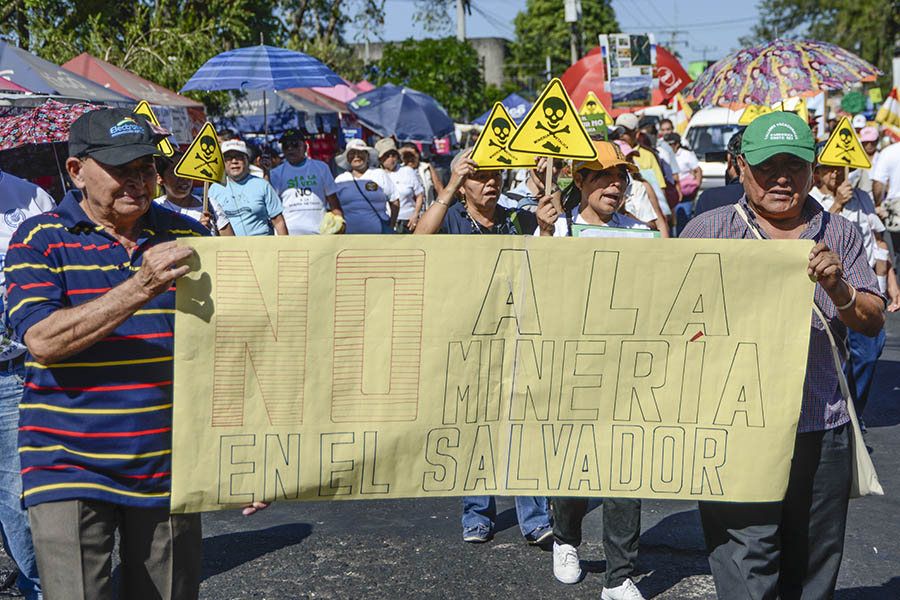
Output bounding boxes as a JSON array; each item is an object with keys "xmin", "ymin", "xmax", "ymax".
[
  {"xmin": 0, "ymin": 100, "xmax": 106, "ymax": 190},
  {"xmin": 0, "ymin": 99, "xmax": 106, "ymax": 150},
  {"xmin": 561, "ymin": 47, "xmax": 692, "ymax": 117}
]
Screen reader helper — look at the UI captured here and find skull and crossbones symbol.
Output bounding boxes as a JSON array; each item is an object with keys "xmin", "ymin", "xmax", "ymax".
[
  {"xmin": 488, "ymin": 117, "xmax": 511, "ymax": 149},
  {"xmin": 835, "ymin": 127, "xmax": 855, "ymax": 164},
  {"xmin": 194, "ymin": 135, "xmax": 219, "ymax": 177},
  {"xmin": 535, "ymin": 97, "xmax": 571, "ymax": 153}
]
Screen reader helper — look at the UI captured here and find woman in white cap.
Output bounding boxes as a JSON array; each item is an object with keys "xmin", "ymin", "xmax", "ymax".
[
  {"xmin": 376, "ymin": 138, "xmax": 424, "ymax": 232},
  {"xmin": 334, "ymin": 138, "xmax": 399, "ymax": 234},
  {"xmin": 208, "ymin": 139, "xmax": 288, "ymax": 236}
]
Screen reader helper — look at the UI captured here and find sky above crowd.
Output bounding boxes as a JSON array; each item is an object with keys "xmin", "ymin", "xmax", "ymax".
[{"xmin": 366, "ymin": 0, "xmax": 762, "ymax": 67}]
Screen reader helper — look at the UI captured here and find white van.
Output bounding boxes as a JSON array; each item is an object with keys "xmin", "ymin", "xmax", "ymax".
[{"xmin": 683, "ymin": 107, "xmax": 744, "ymax": 190}]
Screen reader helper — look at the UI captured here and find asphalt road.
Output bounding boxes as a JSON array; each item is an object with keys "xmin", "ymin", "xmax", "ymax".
[{"xmin": 2, "ymin": 316, "xmax": 899, "ymax": 599}]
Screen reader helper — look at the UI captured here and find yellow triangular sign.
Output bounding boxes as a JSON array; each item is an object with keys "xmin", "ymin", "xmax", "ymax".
[
  {"xmin": 818, "ymin": 116, "xmax": 871, "ymax": 170},
  {"xmin": 470, "ymin": 103, "xmax": 537, "ymax": 169},
  {"xmin": 174, "ymin": 122, "xmax": 224, "ymax": 184},
  {"xmin": 739, "ymin": 105, "xmax": 773, "ymax": 125},
  {"xmin": 579, "ymin": 91, "xmax": 614, "ymax": 137},
  {"xmin": 133, "ymin": 100, "xmax": 174, "ymax": 157},
  {"xmin": 507, "ymin": 78, "xmax": 597, "ymax": 160}
]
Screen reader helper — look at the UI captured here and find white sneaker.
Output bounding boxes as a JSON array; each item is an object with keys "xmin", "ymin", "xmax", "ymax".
[
  {"xmin": 552, "ymin": 541, "xmax": 581, "ymax": 584},
  {"xmin": 601, "ymin": 578, "xmax": 646, "ymax": 600}
]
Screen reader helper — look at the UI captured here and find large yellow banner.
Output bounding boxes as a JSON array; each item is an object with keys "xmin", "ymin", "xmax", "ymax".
[{"xmin": 171, "ymin": 236, "xmax": 815, "ymax": 513}]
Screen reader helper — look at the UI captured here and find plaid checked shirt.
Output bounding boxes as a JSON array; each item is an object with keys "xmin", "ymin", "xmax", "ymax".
[{"xmin": 680, "ymin": 196, "xmax": 883, "ymax": 433}]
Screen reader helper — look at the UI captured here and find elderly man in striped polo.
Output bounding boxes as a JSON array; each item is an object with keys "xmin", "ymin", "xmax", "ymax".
[
  {"xmin": 4, "ymin": 108, "xmax": 264, "ymax": 600},
  {"xmin": 680, "ymin": 111, "xmax": 885, "ymax": 600}
]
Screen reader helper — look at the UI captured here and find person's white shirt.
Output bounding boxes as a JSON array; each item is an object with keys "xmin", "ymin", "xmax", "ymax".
[
  {"xmin": 872, "ymin": 141, "xmax": 900, "ymax": 200},
  {"xmin": 656, "ymin": 140, "xmax": 680, "ymax": 175},
  {"xmin": 269, "ymin": 158, "xmax": 338, "ymax": 235},
  {"xmin": 385, "ymin": 165, "xmax": 424, "ymax": 220},
  {"xmin": 0, "ymin": 170, "xmax": 56, "ymax": 360},
  {"xmin": 154, "ymin": 195, "xmax": 229, "ymax": 234},
  {"xmin": 810, "ymin": 186, "xmax": 884, "ymax": 267},
  {"xmin": 674, "ymin": 147, "xmax": 699, "ymax": 177}
]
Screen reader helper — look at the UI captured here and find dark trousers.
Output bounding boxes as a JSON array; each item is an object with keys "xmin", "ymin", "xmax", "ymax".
[
  {"xmin": 29, "ymin": 499, "xmax": 202, "ymax": 600},
  {"xmin": 552, "ymin": 497, "xmax": 641, "ymax": 587},
  {"xmin": 698, "ymin": 425, "xmax": 851, "ymax": 600}
]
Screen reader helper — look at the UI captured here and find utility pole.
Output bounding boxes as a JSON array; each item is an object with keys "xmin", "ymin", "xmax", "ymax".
[
  {"xmin": 564, "ymin": 0, "xmax": 581, "ymax": 65},
  {"xmin": 456, "ymin": 0, "xmax": 466, "ymax": 42}
]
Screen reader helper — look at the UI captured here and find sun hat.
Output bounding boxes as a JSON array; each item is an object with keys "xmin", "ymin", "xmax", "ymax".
[
  {"xmin": 220, "ymin": 140, "xmax": 249, "ymax": 157},
  {"xmin": 740, "ymin": 111, "xmax": 815, "ymax": 166},
  {"xmin": 68, "ymin": 108, "xmax": 169, "ymax": 166},
  {"xmin": 336, "ymin": 138, "xmax": 377, "ymax": 170},
  {"xmin": 574, "ymin": 140, "xmax": 639, "ymax": 173},
  {"xmin": 374, "ymin": 137, "xmax": 399, "ymax": 159},
  {"xmin": 851, "ymin": 114, "xmax": 867, "ymax": 129},
  {"xmin": 858, "ymin": 126, "xmax": 878, "ymax": 143}
]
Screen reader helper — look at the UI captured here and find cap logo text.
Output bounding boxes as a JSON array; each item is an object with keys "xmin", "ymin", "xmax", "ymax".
[
  {"xmin": 764, "ymin": 122, "xmax": 798, "ymax": 141},
  {"xmin": 109, "ymin": 117, "xmax": 144, "ymax": 138}
]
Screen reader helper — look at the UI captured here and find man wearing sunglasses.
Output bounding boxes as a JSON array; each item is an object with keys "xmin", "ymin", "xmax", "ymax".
[{"xmin": 269, "ymin": 129, "xmax": 344, "ymax": 235}]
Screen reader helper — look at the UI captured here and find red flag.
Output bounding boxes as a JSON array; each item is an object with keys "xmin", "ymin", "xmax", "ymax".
[{"xmin": 656, "ymin": 46, "xmax": 691, "ymax": 100}]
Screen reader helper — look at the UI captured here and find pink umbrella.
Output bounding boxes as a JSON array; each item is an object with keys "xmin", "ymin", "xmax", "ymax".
[{"xmin": 356, "ymin": 80, "xmax": 376, "ymax": 92}]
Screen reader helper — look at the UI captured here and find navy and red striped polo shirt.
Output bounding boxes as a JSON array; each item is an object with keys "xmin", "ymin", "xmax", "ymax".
[{"xmin": 4, "ymin": 191, "xmax": 207, "ymax": 509}]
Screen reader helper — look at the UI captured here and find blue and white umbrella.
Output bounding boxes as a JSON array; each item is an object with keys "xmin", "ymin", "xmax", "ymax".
[
  {"xmin": 180, "ymin": 45, "xmax": 344, "ymax": 139},
  {"xmin": 348, "ymin": 83, "xmax": 454, "ymax": 142},
  {"xmin": 180, "ymin": 45, "xmax": 343, "ymax": 92}
]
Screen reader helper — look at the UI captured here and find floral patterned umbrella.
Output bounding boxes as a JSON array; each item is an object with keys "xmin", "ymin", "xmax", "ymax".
[
  {"xmin": 0, "ymin": 100, "xmax": 107, "ymax": 190},
  {"xmin": 0, "ymin": 99, "xmax": 106, "ymax": 150},
  {"xmin": 683, "ymin": 39, "xmax": 880, "ymax": 108}
]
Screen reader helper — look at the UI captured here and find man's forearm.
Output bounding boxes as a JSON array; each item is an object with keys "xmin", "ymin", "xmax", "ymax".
[{"xmin": 24, "ymin": 277, "xmax": 152, "ymax": 365}]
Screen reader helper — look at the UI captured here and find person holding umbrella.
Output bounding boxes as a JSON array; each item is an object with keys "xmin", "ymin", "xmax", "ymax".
[
  {"xmin": 375, "ymin": 138, "xmax": 423, "ymax": 232},
  {"xmin": 334, "ymin": 139, "xmax": 399, "ymax": 234},
  {"xmin": 208, "ymin": 140, "xmax": 288, "ymax": 236}
]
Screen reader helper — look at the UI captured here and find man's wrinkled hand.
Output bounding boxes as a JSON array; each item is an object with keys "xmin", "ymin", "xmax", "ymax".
[
  {"xmin": 808, "ymin": 241, "xmax": 844, "ymax": 293},
  {"xmin": 131, "ymin": 241, "xmax": 194, "ymax": 301}
]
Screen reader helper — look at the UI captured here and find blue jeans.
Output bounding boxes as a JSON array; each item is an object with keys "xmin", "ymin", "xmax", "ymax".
[
  {"xmin": 0, "ymin": 366, "xmax": 41, "ymax": 599},
  {"xmin": 846, "ymin": 327, "xmax": 886, "ymax": 417},
  {"xmin": 461, "ymin": 495, "xmax": 550, "ymax": 537}
]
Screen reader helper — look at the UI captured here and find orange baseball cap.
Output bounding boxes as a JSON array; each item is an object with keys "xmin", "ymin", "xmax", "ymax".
[{"xmin": 573, "ymin": 140, "xmax": 639, "ymax": 173}]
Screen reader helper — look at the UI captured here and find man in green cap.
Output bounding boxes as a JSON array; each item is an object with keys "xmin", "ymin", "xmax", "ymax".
[{"xmin": 680, "ymin": 112, "xmax": 885, "ymax": 599}]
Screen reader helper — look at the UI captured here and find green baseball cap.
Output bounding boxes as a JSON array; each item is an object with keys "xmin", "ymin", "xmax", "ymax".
[{"xmin": 740, "ymin": 111, "xmax": 815, "ymax": 166}]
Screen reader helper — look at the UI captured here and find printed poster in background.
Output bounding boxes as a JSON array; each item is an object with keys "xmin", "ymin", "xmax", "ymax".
[
  {"xmin": 599, "ymin": 33, "xmax": 657, "ymax": 108},
  {"xmin": 171, "ymin": 235, "xmax": 815, "ymax": 513}
]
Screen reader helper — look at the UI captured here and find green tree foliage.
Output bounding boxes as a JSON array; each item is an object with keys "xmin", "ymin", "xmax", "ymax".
[
  {"xmin": 279, "ymin": 0, "xmax": 388, "ymax": 81},
  {"xmin": 508, "ymin": 0, "xmax": 619, "ymax": 93},
  {"xmin": 367, "ymin": 37, "xmax": 486, "ymax": 121},
  {"xmin": 0, "ymin": 0, "xmax": 283, "ymax": 112},
  {"xmin": 741, "ymin": 0, "xmax": 900, "ymax": 91}
]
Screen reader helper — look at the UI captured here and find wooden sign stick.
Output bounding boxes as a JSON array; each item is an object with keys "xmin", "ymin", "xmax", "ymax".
[
  {"xmin": 546, "ymin": 156, "xmax": 561, "ymax": 213},
  {"xmin": 202, "ymin": 181, "xmax": 210, "ymax": 215}
]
